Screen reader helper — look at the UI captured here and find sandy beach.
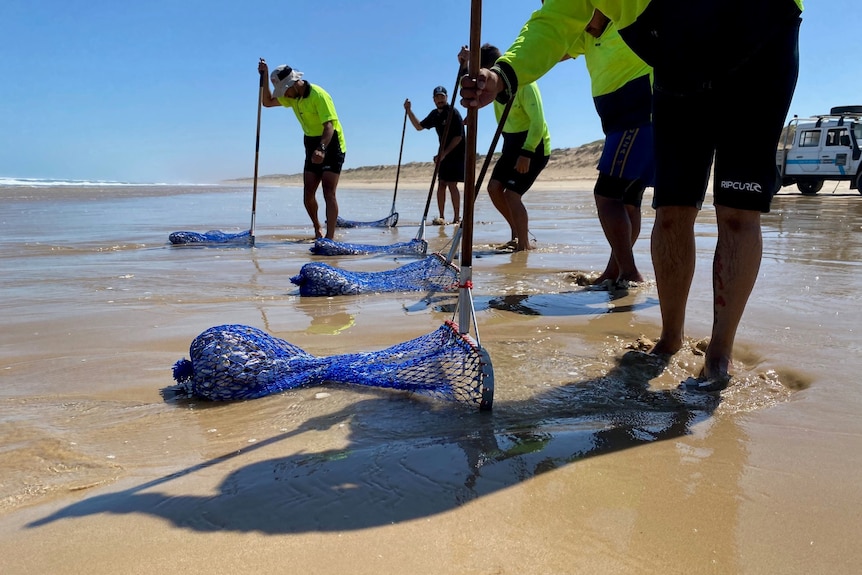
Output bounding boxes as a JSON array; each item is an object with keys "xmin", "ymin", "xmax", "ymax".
[{"xmin": 1, "ymin": 174, "xmax": 861, "ymax": 574}]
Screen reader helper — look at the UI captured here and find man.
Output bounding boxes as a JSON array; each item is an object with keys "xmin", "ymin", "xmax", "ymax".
[
  {"xmin": 460, "ymin": 44, "xmax": 551, "ymax": 252},
  {"xmin": 404, "ymin": 86, "xmax": 466, "ymax": 225},
  {"xmin": 259, "ymin": 60, "xmax": 346, "ymax": 239},
  {"xmin": 565, "ymin": 9, "xmax": 653, "ymax": 285},
  {"xmin": 460, "ymin": 0, "xmax": 803, "ymax": 390}
]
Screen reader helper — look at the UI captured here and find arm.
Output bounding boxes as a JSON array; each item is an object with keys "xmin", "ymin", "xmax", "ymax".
[
  {"xmin": 521, "ymin": 84, "xmax": 546, "ymax": 156},
  {"xmin": 257, "ymin": 59, "xmax": 281, "ymax": 108},
  {"xmin": 460, "ymin": 1, "xmax": 648, "ymax": 109},
  {"xmin": 403, "ymin": 99, "xmax": 424, "ymax": 131},
  {"xmin": 320, "ymin": 121, "xmax": 335, "ymax": 148},
  {"xmin": 494, "ymin": 1, "xmax": 595, "ymax": 98},
  {"xmin": 515, "ymin": 84, "xmax": 547, "ymax": 173},
  {"xmin": 497, "ymin": 0, "xmax": 650, "ymax": 88},
  {"xmin": 460, "ymin": 7, "xmax": 584, "ymax": 109},
  {"xmin": 437, "ymin": 135, "xmax": 463, "ymax": 162},
  {"xmin": 436, "ymin": 108, "xmax": 464, "ymax": 163},
  {"xmin": 311, "ymin": 121, "xmax": 335, "ymax": 164},
  {"xmin": 564, "ymin": 30, "xmax": 587, "ymax": 62},
  {"xmin": 460, "ymin": 0, "xmax": 607, "ymax": 109}
]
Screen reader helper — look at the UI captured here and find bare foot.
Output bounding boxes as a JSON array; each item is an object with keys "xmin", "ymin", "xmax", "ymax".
[
  {"xmin": 618, "ymin": 271, "xmax": 645, "ymax": 283},
  {"xmin": 702, "ymin": 355, "xmax": 732, "ymax": 382},
  {"xmin": 684, "ymin": 366, "xmax": 732, "ymax": 392},
  {"xmin": 569, "ymin": 271, "xmax": 598, "ymax": 286},
  {"xmin": 314, "ymin": 226, "xmax": 324, "ymax": 239},
  {"xmin": 595, "ymin": 271, "xmax": 644, "ymax": 286},
  {"xmin": 649, "ymin": 338, "xmax": 681, "ymax": 358},
  {"xmin": 619, "ymin": 349, "xmax": 669, "ymax": 378},
  {"xmin": 514, "ymin": 239, "xmax": 533, "ymax": 251},
  {"xmin": 677, "ymin": 351, "xmax": 733, "ymax": 392}
]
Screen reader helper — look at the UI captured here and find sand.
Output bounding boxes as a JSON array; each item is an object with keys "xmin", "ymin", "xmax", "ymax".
[{"xmin": 1, "ymin": 176, "xmax": 861, "ymax": 574}]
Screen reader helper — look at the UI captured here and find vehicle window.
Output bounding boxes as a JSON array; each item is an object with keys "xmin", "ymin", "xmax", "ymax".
[
  {"xmin": 799, "ymin": 130, "xmax": 820, "ymax": 147},
  {"xmin": 854, "ymin": 124, "xmax": 862, "ymax": 142},
  {"xmin": 826, "ymin": 128, "xmax": 847, "ymax": 146}
]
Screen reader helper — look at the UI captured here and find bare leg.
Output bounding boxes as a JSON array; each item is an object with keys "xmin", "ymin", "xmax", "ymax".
[
  {"xmin": 704, "ymin": 205, "xmax": 762, "ymax": 380},
  {"xmin": 436, "ymin": 180, "xmax": 447, "ymax": 221},
  {"xmin": 448, "ymin": 182, "xmax": 461, "ymax": 222},
  {"xmin": 627, "ymin": 203, "xmax": 642, "ymax": 248},
  {"xmin": 488, "ymin": 179, "xmax": 516, "ymax": 241},
  {"xmin": 320, "ymin": 171, "xmax": 340, "ymax": 239},
  {"xmin": 303, "ymin": 171, "xmax": 324, "ymax": 238},
  {"xmin": 594, "ymin": 195, "xmax": 644, "ymax": 283},
  {"xmin": 504, "ymin": 190, "xmax": 531, "ymax": 251},
  {"xmin": 650, "ymin": 205, "xmax": 698, "ymax": 356}
]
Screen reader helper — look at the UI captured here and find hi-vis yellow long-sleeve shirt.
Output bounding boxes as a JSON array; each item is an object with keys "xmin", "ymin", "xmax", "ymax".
[
  {"xmin": 493, "ymin": 0, "xmax": 804, "ymax": 98},
  {"xmin": 494, "ymin": 81, "xmax": 551, "ymax": 156}
]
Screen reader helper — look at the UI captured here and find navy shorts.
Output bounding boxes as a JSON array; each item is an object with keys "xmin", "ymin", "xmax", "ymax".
[
  {"xmin": 303, "ymin": 135, "xmax": 345, "ymax": 175},
  {"xmin": 489, "ymin": 131, "xmax": 550, "ymax": 195},
  {"xmin": 597, "ymin": 124, "xmax": 655, "ymax": 186},
  {"xmin": 652, "ymin": 18, "xmax": 800, "ymax": 212}
]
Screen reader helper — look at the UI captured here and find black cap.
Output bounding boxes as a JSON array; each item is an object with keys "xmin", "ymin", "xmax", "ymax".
[{"xmin": 432, "ymin": 85, "xmax": 447, "ymax": 97}]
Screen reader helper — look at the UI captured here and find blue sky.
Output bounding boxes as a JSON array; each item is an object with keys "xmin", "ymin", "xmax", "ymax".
[{"xmin": 1, "ymin": 1, "xmax": 857, "ymax": 184}]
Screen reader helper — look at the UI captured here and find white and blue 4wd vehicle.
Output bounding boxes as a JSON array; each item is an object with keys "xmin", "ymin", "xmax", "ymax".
[{"xmin": 776, "ymin": 105, "xmax": 862, "ymax": 195}]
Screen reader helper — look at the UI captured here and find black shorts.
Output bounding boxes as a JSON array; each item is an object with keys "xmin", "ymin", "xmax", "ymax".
[
  {"xmin": 438, "ymin": 152, "xmax": 465, "ymax": 183},
  {"xmin": 652, "ymin": 17, "xmax": 800, "ymax": 212},
  {"xmin": 489, "ymin": 131, "xmax": 549, "ymax": 195},
  {"xmin": 594, "ymin": 173, "xmax": 647, "ymax": 207},
  {"xmin": 303, "ymin": 135, "xmax": 346, "ymax": 175}
]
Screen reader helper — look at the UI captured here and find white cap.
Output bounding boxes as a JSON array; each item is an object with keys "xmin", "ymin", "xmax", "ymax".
[{"xmin": 270, "ymin": 64, "xmax": 304, "ymax": 98}]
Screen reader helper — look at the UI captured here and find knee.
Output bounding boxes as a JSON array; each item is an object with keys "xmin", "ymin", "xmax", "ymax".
[
  {"xmin": 654, "ymin": 206, "xmax": 697, "ymax": 230},
  {"xmin": 716, "ymin": 206, "xmax": 759, "ymax": 232}
]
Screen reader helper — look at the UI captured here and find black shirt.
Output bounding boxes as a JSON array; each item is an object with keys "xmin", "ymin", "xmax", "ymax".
[{"xmin": 420, "ymin": 105, "xmax": 466, "ymax": 157}]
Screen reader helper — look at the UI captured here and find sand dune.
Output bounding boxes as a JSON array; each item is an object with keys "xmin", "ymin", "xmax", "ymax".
[{"xmin": 226, "ymin": 140, "xmax": 604, "ymax": 189}]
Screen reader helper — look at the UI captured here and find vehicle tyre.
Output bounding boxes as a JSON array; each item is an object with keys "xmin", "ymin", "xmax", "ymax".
[
  {"xmin": 856, "ymin": 171, "xmax": 862, "ymax": 195},
  {"xmin": 797, "ymin": 180, "xmax": 823, "ymax": 195}
]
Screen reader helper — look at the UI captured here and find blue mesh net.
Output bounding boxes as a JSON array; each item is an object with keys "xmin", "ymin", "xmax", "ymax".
[
  {"xmin": 169, "ymin": 322, "xmax": 493, "ymax": 409},
  {"xmin": 310, "ymin": 237, "xmax": 428, "ymax": 256},
  {"xmin": 290, "ymin": 253, "xmax": 459, "ymax": 296},
  {"xmin": 169, "ymin": 229, "xmax": 252, "ymax": 245},
  {"xmin": 336, "ymin": 212, "xmax": 399, "ymax": 228}
]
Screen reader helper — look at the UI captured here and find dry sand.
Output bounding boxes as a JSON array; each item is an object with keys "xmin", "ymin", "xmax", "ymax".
[{"xmin": 227, "ymin": 141, "xmax": 605, "ymax": 190}]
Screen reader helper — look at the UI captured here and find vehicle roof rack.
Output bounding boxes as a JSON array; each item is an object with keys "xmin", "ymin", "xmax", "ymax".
[{"xmin": 830, "ymin": 105, "xmax": 862, "ymax": 115}]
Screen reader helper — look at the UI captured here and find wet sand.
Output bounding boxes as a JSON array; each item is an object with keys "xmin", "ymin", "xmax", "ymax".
[{"xmin": 1, "ymin": 181, "xmax": 861, "ymax": 574}]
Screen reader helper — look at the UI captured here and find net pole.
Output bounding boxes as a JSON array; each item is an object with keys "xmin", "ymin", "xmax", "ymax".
[
  {"xmin": 250, "ymin": 60, "xmax": 265, "ymax": 247},
  {"xmin": 474, "ymin": 95, "xmax": 513, "ymax": 200},
  {"xmin": 458, "ymin": 0, "xmax": 482, "ymax": 336},
  {"xmin": 446, "ymin": 94, "xmax": 512, "ymax": 263},
  {"xmin": 391, "ymin": 108, "xmax": 407, "ymax": 216}
]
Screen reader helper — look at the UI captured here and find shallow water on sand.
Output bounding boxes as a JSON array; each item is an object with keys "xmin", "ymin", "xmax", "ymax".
[{"xmin": 1, "ymin": 183, "xmax": 861, "ymax": 574}]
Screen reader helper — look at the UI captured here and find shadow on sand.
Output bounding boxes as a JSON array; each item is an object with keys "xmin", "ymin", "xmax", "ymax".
[{"xmin": 28, "ymin": 347, "xmax": 717, "ymax": 534}]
